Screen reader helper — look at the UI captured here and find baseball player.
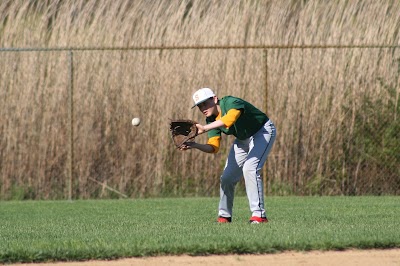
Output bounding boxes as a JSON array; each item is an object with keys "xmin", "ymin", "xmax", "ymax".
[{"xmin": 181, "ymin": 87, "xmax": 276, "ymax": 224}]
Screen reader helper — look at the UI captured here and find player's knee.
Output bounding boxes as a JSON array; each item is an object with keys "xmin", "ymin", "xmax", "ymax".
[
  {"xmin": 242, "ymin": 163, "xmax": 257, "ymax": 179},
  {"xmin": 220, "ymin": 172, "xmax": 236, "ymax": 185}
]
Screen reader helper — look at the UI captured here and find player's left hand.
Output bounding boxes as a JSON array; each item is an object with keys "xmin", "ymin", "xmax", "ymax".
[{"xmin": 179, "ymin": 142, "xmax": 194, "ymax": 151}]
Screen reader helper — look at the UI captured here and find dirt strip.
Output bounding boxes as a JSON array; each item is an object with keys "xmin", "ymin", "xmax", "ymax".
[{"xmin": 10, "ymin": 249, "xmax": 400, "ymax": 266}]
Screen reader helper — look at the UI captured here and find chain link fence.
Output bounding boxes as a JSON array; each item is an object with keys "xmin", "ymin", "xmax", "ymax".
[{"xmin": 0, "ymin": 45, "xmax": 399, "ymax": 199}]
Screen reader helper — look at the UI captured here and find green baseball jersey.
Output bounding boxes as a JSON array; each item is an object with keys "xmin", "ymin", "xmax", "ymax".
[{"xmin": 206, "ymin": 96, "xmax": 269, "ymax": 140}]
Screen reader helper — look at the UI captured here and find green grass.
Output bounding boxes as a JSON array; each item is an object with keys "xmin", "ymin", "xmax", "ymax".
[{"xmin": 0, "ymin": 196, "xmax": 399, "ymax": 263}]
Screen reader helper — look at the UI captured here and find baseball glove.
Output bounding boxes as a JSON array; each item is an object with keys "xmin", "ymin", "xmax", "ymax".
[{"xmin": 169, "ymin": 119, "xmax": 198, "ymax": 148}]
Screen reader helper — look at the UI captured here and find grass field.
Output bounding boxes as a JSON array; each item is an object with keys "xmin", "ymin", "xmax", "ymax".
[{"xmin": 0, "ymin": 196, "xmax": 399, "ymax": 263}]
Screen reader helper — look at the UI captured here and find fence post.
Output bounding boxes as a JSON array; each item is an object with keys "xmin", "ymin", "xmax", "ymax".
[
  {"xmin": 68, "ymin": 50, "xmax": 74, "ymax": 200},
  {"xmin": 263, "ymin": 49, "xmax": 268, "ymax": 195}
]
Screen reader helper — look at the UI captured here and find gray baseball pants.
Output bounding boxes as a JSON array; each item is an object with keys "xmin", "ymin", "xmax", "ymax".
[{"xmin": 218, "ymin": 120, "xmax": 276, "ymax": 219}]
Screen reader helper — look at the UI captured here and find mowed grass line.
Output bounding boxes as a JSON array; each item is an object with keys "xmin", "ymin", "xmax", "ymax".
[{"xmin": 0, "ymin": 196, "xmax": 399, "ymax": 263}]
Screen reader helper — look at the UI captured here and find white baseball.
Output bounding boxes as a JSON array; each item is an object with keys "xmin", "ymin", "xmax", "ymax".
[{"xmin": 131, "ymin": 117, "xmax": 141, "ymax": 126}]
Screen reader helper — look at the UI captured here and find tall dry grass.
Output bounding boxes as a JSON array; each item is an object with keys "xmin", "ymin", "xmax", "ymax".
[{"xmin": 0, "ymin": 0, "xmax": 399, "ymax": 199}]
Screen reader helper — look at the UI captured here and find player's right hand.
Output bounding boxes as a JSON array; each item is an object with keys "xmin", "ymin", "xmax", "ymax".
[{"xmin": 196, "ymin": 124, "xmax": 206, "ymax": 135}]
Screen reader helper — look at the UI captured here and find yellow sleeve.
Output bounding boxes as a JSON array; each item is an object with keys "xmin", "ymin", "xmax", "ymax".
[
  {"xmin": 220, "ymin": 109, "xmax": 242, "ymax": 128},
  {"xmin": 207, "ymin": 136, "xmax": 221, "ymax": 153}
]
